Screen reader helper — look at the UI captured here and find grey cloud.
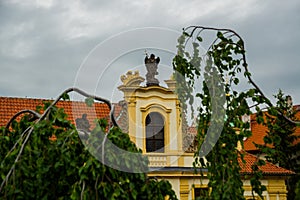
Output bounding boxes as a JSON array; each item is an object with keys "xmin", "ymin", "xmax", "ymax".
[{"xmin": 0, "ymin": 0, "xmax": 300, "ymax": 106}]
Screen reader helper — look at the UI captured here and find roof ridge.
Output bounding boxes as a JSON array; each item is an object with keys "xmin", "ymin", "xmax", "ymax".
[
  {"xmin": 0, "ymin": 96, "xmax": 51, "ymax": 101},
  {"xmin": 0, "ymin": 96, "xmax": 111, "ymax": 104},
  {"xmin": 0, "ymin": 96, "xmax": 111, "ymax": 128}
]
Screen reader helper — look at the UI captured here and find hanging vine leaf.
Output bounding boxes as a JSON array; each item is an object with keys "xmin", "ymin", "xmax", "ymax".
[
  {"xmin": 173, "ymin": 26, "xmax": 277, "ymax": 199},
  {"xmin": 85, "ymin": 97, "xmax": 94, "ymax": 107}
]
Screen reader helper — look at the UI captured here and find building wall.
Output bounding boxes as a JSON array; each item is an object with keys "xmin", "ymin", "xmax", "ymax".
[
  {"xmin": 148, "ymin": 173, "xmax": 288, "ymax": 200},
  {"xmin": 126, "ymin": 86, "xmax": 187, "ymax": 167},
  {"xmin": 119, "ymin": 73, "xmax": 289, "ymax": 200}
]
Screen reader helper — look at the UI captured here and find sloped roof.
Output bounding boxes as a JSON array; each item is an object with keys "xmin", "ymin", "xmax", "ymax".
[
  {"xmin": 244, "ymin": 107, "xmax": 300, "ymax": 151},
  {"xmin": 0, "ymin": 96, "xmax": 111, "ymax": 128},
  {"xmin": 239, "ymin": 152, "xmax": 295, "ymax": 175},
  {"xmin": 243, "ymin": 116, "xmax": 270, "ymax": 151}
]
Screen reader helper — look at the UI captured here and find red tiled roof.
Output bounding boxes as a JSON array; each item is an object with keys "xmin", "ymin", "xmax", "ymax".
[
  {"xmin": 0, "ymin": 97, "xmax": 111, "ymax": 128},
  {"xmin": 293, "ymin": 106, "xmax": 300, "ymax": 145},
  {"xmin": 239, "ymin": 152, "xmax": 295, "ymax": 175},
  {"xmin": 243, "ymin": 115, "xmax": 270, "ymax": 151},
  {"xmin": 244, "ymin": 108, "xmax": 300, "ymax": 151},
  {"xmin": 113, "ymin": 103, "xmax": 122, "ymax": 119}
]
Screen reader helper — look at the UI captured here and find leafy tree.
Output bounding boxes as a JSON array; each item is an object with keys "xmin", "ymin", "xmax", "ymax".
[
  {"xmin": 0, "ymin": 88, "xmax": 177, "ymax": 200},
  {"xmin": 258, "ymin": 90, "xmax": 300, "ymax": 200},
  {"xmin": 173, "ymin": 26, "xmax": 274, "ymax": 199},
  {"xmin": 295, "ymin": 180, "xmax": 300, "ymax": 200}
]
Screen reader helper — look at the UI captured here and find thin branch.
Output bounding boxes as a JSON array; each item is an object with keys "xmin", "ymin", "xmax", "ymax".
[
  {"xmin": 0, "ymin": 126, "xmax": 31, "ymax": 166},
  {"xmin": 95, "ymin": 175, "xmax": 99, "ymax": 200},
  {"xmin": 184, "ymin": 26, "xmax": 244, "ymax": 42},
  {"xmin": 207, "ymin": 37, "xmax": 221, "ymax": 52},
  {"xmin": 195, "ymin": 28, "xmax": 205, "ymax": 40},
  {"xmin": 185, "ymin": 26, "xmax": 300, "ymax": 126},
  {"xmin": 80, "ymin": 180, "xmax": 86, "ymax": 200},
  {"xmin": 102, "ymin": 133, "xmax": 108, "ymax": 168},
  {"xmin": 62, "ymin": 130, "xmax": 75, "ymax": 148},
  {"xmin": 0, "ymin": 126, "xmax": 34, "ymax": 192},
  {"xmin": 65, "ymin": 88, "xmax": 118, "ymax": 127},
  {"xmin": 226, "ymin": 33, "xmax": 236, "ymax": 39},
  {"xmin": 248, "ymin": 103, "xmax": 261, "ymax": 109},
  {"xmin": 5, "ymin": 110, "xmax": 41, "ymax": 130}
]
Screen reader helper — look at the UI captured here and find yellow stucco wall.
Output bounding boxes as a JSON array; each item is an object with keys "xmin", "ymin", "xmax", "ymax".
[
  {"xmin": 124, "ymin": 85, "xmax": 186, "ymax": 167},
  {"xmin": 119, "ymin": 72, "xmax": 289, "ymax": 200},
  {"xmin": 148, "ymin": 173, "xmax": 288, "ymax": 200}
]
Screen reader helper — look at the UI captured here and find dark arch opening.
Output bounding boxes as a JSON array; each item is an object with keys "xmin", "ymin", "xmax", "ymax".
[{"xmin": 146, "ymin": 112, "xmax": 165, "ymax": 153}]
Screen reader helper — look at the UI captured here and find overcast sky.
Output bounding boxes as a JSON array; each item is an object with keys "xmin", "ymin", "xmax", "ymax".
[{"xmin": 1, "ymin": 0, "xmax": 300, "ymax": 105}]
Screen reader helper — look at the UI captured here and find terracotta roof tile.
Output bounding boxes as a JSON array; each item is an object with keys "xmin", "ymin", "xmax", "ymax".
[
  {"xmin": 293, "ymin": 107, "xmax": 300, "ymax": 145},
  {"xmin": 0, "ymin": 97, "xmax": 110, "ymax": 128},
  {"xmin": 239, "ymin": 152, "xmax": 295, "ymax": 175},
  {"xmin": 113, "ymin": 103, "xmax": 122, "ymax": 118},
  {"xmin": 243, "ymin": 116, "xmax": 269, "ymax": 151},
  {"xmin": 244, "ymin": 108, "xmax": 300, "ymax": 151}
]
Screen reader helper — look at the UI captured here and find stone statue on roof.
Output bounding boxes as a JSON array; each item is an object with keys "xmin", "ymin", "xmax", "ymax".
[{"xmin": 145, "ymin": 53, "xmax": 160, "ymax": 86}]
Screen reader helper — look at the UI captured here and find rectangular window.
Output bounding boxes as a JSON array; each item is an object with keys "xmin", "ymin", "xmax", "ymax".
[{"xmin": 194, "ymin": 187, "xmax": 209, "ymax": 200}]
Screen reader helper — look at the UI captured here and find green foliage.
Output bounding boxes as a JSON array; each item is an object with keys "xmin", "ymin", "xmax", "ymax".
[
  {"xmin": 0, "ymin": 102, "xmax": 177, "ymax": 199},
  {"xmin": 62, "ymin": 92, "xmax": 70, "ymax": 100},
  {"xmin": 295, "ymin": 180, "xmax": 300, "ymax": 200},
  {"xmin": 173, "ymin": 26, "xmax": 270, "ymax": 199},
  {"xmin": 85, "ymin": 97, "xmax": 94, "ymax": 107},
  {"xmin": 259, "ymin": 90, "xmax": 300, "ymax": 200}
]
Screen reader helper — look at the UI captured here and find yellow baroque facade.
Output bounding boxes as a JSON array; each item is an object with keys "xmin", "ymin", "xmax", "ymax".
[{"xmin": 118, "ymin": 69, "xmax": 293, "ymax": 200}]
